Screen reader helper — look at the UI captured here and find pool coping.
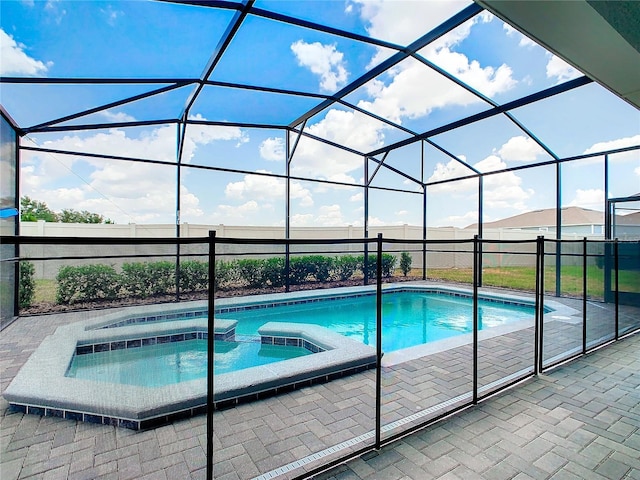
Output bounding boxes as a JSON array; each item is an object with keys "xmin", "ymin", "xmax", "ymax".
[
  {"xmin": 3, "ymin": 317, "xmax": 376, "ymax": 430},
  {"xmin": 3, "ymin": 282, "xmax": 576, "ymax": 429}
]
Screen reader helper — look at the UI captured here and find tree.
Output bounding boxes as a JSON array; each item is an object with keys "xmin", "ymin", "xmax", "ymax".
[
  {"xmin": 20, "ymin": 197, "xmax": 113, "ymax": 224},
  {"xmin": 400, "ymin": 252, "xmax": 412, "ymax": 276},
  {"xmin": 20, "ymin": 196, "xmax": 58, "ymax": 222},
  {"xmin": 59, "ymin": 209, "xmax": 112, "ymax": 224}
]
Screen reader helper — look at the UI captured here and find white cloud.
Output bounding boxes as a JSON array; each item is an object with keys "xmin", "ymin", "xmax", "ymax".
[
  {"xmin": 291, "ymin": 40, "xmax": 348, "ymax": 92},
  {"xmin": 259, "ymin": 137, "xmax": 285, "ymax": 162},
  {"xmin": 350, "ymin": 192, "xmax": 363, "ymax": 202},
  {"xmin": 422, "ymin": 48, "xmax": 516, "ymax": 98},
  {"xmin": 45, "ymin": 0, "xmax": 67, "ymax": 24},
  {"xmin": 568, "ymin": 189, "xmax": 604, "ymax": 209},
  {"xmin": 186, "ymin": 114, "xmax": 249, "ymax": 153},
  {"xmin": 351, "ymin": 0, "xmax": 468, "ymax": 65},
  {"xmin": 292, "ymin": 110, "xmax": 379, "ymax": 182},
  {"xmin": 99, "ymin": 110, "xmax": 136, "ymax": 123},
  {"xmin": 213, "ymin": 201, "xmax": 262, "ymax": 224},
  {"xmin": 101, "ymin": 5, "xmax": 123, "ymax": 26},
  {"xmin": 479, "ymin": 156, "xmax": 533, "ymax": 210},
  {"xmin": 224, "ymin": 172, "xmax": 313, "ymax": 208},
  {"xmin": 315, "ymin": 204, "xmax": 346, "ymax": 226},
  {"xmin": 352, "ymin": 1, "xmax": 516, "ymax": 100},
  {"xmin": 546, "ymin": 54, "xmax": 581, "ymax": 84},
  {"xmin": 427, "ymin": 154, "xmax": 532, "ymax": 211},
  {"xmin": 577, "ymin": 134, "xmax": 640, "ymax": 167},
  {"xmin": 291, "ymin": 213, "xmax": 314, "ymax": 227},
  {"xmin": 634, "ymin": 166, "xmax": 640, "ymax": 176},
  {"xmin": 31, "ymin": 127, "xmax": 177, "ymax": 167},
  {"xmin": 0, "ymin": 29, "xmax": 50, "ymax": 75},
  {"xmin": 395, "ymin": 210, "xmax": 408, "ymax": 216},
  {"xmin": 358, "ymin": 58, "xmax": 482, "ymax": 123},
  {"xmin": 447, "ymin": 210, "xmax": 478, "ymax": 227},
  {"xmin": 343, "ymin": 9, "xmax": 515, "ymax": 130},
  {"xmin": 502, "ymin": 23, "xmax": 537, "ymax": 48},
  {"xmin": 20, "ymin": 121, "xmax": 247, "ymax": 223},
  {"xmin": 351, "ymin": 214, "xmax": 402, "ymax": 227},
  {"xmin": 23, "ymin": 157, "xmax": 203, "ymax": 224},
  {"xmin": 366, "ymin": 215, "xmax": 387, "ymax": 227},
  {"xmin": 584, "ymin": 134, "xmax": 640, "ymax": 156},
  {"xmin": 426, "ymin": 157, "xmax": 476, "ymax": 192},
  {"xmin": 295, "ymin": 2, "xmax": 516, "ymax": 188},
  {"xmin": 497, "ymin": 136, "xmax": 545, "ymax": 162}
]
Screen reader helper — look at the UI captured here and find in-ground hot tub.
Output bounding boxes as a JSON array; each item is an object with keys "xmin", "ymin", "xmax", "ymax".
[
  {"xmin": 4, "ymin": 302, "xmax": 376, "ymax": 430},
  {"xmin": 4, "ymin": 283, "xmax": 577, "ymax": 429}
]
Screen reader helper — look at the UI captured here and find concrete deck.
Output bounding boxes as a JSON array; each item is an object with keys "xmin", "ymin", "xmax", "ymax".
[{"xmin": 1, "ymin": 292, "xmax": 638, "ymax": 480}]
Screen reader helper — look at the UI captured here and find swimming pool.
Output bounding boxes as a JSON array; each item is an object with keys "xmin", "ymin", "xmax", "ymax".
[
  {"xmin": 61, "ymin": 288, "xmax": 534, "ymax": 388},
  {"xmin": 5, "ymin": 284, "xmax": 573, "ymax": 429},
  {"xmin": 216, "ymin": 289, "xmax": 536, "ymax": 352}
]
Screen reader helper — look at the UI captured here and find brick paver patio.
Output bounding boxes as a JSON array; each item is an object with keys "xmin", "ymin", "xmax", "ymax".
[
  {"xmin": 1, "ymin": 291, "xmax": 638, "ymax": 480},
  {"xmin": 315, "ymin": 330, "xmax": 640, "ymax": 480}
]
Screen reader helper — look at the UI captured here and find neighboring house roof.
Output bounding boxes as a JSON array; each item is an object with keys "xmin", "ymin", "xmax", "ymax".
[
  {"xmin": 617, "ymin": 211, "xmax": 640, "ymax": 225},
  {"xmin": 465, "ymin": 206, "xmax": 604, "ymax": 230}
]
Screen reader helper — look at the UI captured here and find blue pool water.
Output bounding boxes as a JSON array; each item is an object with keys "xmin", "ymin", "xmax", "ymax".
[
  {"xmin": 217, "ymin": 290, "xmax": 535, "ymax": 352},
  {"xmin": 68, "ymin": 289, "xmax": 536, "ymax": 388},
  {"xmin": 66, "ymin": 340, "xmax": 310, "ymax": 387}
]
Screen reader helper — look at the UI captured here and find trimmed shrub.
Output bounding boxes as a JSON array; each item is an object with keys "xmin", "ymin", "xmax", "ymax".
[
  {"xmin": 235, "ymin": 259, "xmax": 264, "ymax": 288},
  {"xmin": 307, "ymin": 255, "xmax": 334, "ymax": 282},
  {"xmin": 56, "ymin": 264, "xmax": 120, "ymax": 304},
  {"xmin": 19, "ymin": 261, "xmax": 35, "ymax": 309},
  {"xmin": 179, "ymin": 260, "xmax": 208, "ymax": 292},
  {"xmin": 332, "ymin": 255, "xmax": 358, "ymax": 281},
  {"xmin": 358, "ymin": 253, "xmax": 397, "ymax": 279},
  {"xmin": 356, "ymin": 254, "xmax": 374, "ymax": 279},
  {"xmin": 289, "ymin": 256, "xmax": 314, "ymax": 285},
  {"xmin": 215, "ymin": 260, "xmax": 235, "ymax": 289},
  {"xmin": 400, "ymin": 252, "xmax": 412, "ymax": 276},
  {"xmin": 147, "ymin": 261, "xmax": 175, "ymax": 295},
  {"xmin": 121, "ymin": 261, "xmax": 175, "ymax": 298},
  {"xmin": 263, "ymin": 257, "xmax": 286, "ymax": 287}
]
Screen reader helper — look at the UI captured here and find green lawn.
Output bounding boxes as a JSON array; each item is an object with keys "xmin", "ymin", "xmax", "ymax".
[
  {"xmin": 30, "ymin": 266, "xmax": 639, "ymax": 307},
  {"xmin": 425, "ymin": 265, "xmax": 640, "ymax": 298},
  {"xmin": 34, "ymin": 279, "xmax": 57, "ymax": 304}
]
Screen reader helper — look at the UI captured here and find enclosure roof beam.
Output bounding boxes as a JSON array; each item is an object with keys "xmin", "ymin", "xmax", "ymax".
[
  {"xmin": 249, "ymin": 7, "xmax": 404, "ymax": 52},
  {"xmin": 423, "ymin": 143, "xmax": 640, "ymax": 188},
  {"xmin": 24, "ymin": 119, "xmax": 179, "ymax": 134},
  {"xmin": 179, "ymin": 0, "xmax": 254, "ymax": 122},
  {"xmin": 202, "ymin": 80, "xmax": 330, "ymax": 99},
  {"xmin": 425, "ymin": 138, "xmax": 480, "ymax": 175},
  {"xmin": 411, "ymin": 51, "xmax": 561, "ymax": 161},
  {"xmin": 23, "ymin": 82, "xmax": 194, "ymax": 134},
  {"xmin": 287, "ymin": 3, "xmax": 483, "ymax": 129},
  {"xmin": 368, "ymin": 155, "xmax": 423, "ymax": 187},
  {"xmin": 367, "ymin": 76, "xmax": 592, "ymax": 157},
  {"xmin": 0, "ymin": 77, "xmax": 197, "ymax": 84}
]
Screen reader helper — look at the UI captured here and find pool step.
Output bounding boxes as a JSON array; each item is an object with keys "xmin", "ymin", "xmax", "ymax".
[{"xmin": 234, "ymin": 334, "xmax": 261, "ymax": 343}]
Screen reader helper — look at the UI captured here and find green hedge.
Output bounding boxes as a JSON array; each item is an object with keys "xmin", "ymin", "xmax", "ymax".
[
  {"xmin": 57, "ymin": 264, "xmax": 121, "ymax": 304},
  {"xmin": 333, "ymin": 255, "xmax": 358, "ymax": 281},
  {"xmin": 19, "ymin": 261, "xmax": 35, "ymax": 309},
  {"xmin": 356, "ymin": 253, "xmax": 397, "ymax": 278},
  {"xmin": 400, "ymin": 252, "xmax": 412, "ymax": 276},
  {"xmin": 121, "ymin": 261, "xmax": 175, "ymax": 298},
  {"xmin": 178, "ymin": 260, "xmax": 208, "ymax": 292},
  {"xmin": 53, "ymin": 253, "xmax": 399, "ymax": 304},
  {"xmin": 235, "ymin": 259, "xmax": 265, "ymax": 288}
]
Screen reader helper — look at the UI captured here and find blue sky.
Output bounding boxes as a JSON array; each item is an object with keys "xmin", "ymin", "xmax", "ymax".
[{"xmin": 1, "ymin": 0, "xmax": 639, "ymax": 228}]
